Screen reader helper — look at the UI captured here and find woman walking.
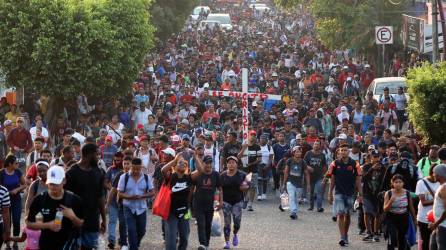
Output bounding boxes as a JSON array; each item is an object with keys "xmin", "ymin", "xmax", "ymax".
[
  {"xmin": 383, "ymin": 174, "xmax": 416, "ymax": 250},
  {"xmin": 415, "ymin": 164, "xmax": 439, "ymax": 250},
  {"xmin": 220, "ymin": 156, "xmax": 249, "ymax": 249},
  {"xmin": 0, "ymin": 155, "xmax": 26, "ymax": 250}
]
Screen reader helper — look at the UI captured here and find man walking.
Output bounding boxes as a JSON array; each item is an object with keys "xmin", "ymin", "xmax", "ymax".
[
  {"xmin": 430, "ymin": 164, "xmax": 446, "ymax": 250},
  {"xmin": 328, "ymin": 144, "xmax": 362, "ymax": 246},
  {"xmin": 65, "ymin": 143, "xmax": 106, "ymax": 250},
  {"xmin": 117, "ymin": 158, "xmax": 154, "ymax": 250}
]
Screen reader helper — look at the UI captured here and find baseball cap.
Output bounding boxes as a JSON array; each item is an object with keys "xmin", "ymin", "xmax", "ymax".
[
  {"xmin": 171, "ymin": 135, "xmax": 181, "ymax": 142},
  {"xmin": 368, "ymin": 145, "xmax": 376, "ymax": 151},
  {"xmin": 105, "ymin": 135, "xmax": 113, "ymax": 141},
  {"xmin": 292, "ymin": 146, "xmax": 301, "ymax": 152},
  {"xmin": 137, "ymin": 124, "xmax": 144, "ymax": 130},
  {"xmin": 46, "ymin": 166, "xmax": 65, "ymax": 185},
  {"xmin": 139, "ymin": 135, "xmax": 149, "ymax": 141},
  {"xmin": 346, "ymin": 77, "xmax": 352, "ymax": 81},
  {"xmin": 370, "ymin": 150, "xmax": 380, "ymax": 157},
  {"xmin": 203, "ymin": 155, "xmax": 213, "ymax": 164},
  {"xmin": 161, "ymin": 147, "xmax": 176, "ymax": 157},
  {"xmin": 181, "ymin": 134, "xmax": 191, "ymax": 141},
  {"xmin": 365, "ymin": 64, "xmax": 371, "ymax": 68},
  {"xmin": 3, "ymin": 120, "xmax": 12, "ymax": 127},
  {"xmin": 296, "ymin": 134, "xmax": 302, "ymax": 140},
  {"xmin": 181, "ymin": 119, "xmax": 190, "ymax": 126},
  {"xmin": 338, "ymin": 133, "xmax": 348, "ymax": 140},
  {"xmin": 341, "ymin": 106, "xmax": 348, "ymax": 112}
]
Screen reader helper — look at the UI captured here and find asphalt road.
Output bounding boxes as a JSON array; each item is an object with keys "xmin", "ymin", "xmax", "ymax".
[{"xmin": 101, "ymin": 192, "xmax": 391, "ymax": 250}]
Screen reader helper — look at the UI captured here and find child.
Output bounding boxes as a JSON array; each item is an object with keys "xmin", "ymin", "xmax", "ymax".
[{"xmin": 10, "ymin": 214, "xmax": 42, "ymax": 250}]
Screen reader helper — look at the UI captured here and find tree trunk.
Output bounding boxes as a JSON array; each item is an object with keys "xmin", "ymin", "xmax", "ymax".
[{"xmin": 44, "ymin": 96, "xmax": 66, "ymax": 136}]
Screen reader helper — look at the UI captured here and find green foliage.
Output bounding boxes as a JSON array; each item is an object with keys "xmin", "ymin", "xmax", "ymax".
[
  {"xmin": 0, "ymin": 0, "xmax": 155, "ymax": 99},
  {"xmin": 276, "ymin": 0, "xmax": 409, "ymax": 51},
  {"xmin": 150, "ymin": 0, "xmax": 197, "ymax": 41},
  {"xmin": 274, "ymin": 0, "xmax": 302, "ymax": 10},
  {"xmin": 406, "ymin": 62, "xmax": 446, "ymax": 145}
]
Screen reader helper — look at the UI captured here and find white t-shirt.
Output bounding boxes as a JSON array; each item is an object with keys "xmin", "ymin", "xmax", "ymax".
[
  {"xmin": 415, "ymin": 178, "xmax": 440, "ymax": 223},
  {"xmin": 394, "ymin": 94, "xmax": 407, "ymax": 111},
  {"xmin": 106, "ymin": 123, "xmax": 124, "ymax": 144},
  {"xmin": 29, "ymin": 127, "xmax": 49, "ymax": 141},
  {"xmin": 259, "ymin": 144, "xmax": 274, "ymax": 165}
]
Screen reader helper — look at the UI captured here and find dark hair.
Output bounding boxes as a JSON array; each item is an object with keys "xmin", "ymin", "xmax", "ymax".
[
  {"xmin": 85, "ymin": 136, "xmax": 95, "ymax": 144},
  {"xmin": 41, "ymin": 149, "xmax": 52, "ymax": 156},
  {"xmin": 81, "ymin": 143, "xmax": 98, "ymax": 157},
  {"xmin": 71, "ymin": 139, "xmax": 81, "ymax": 146},
  {"xmin": 391, "ymin": 174, "xmax": 404, "ymax": 183},
  {"xmin": 123, "ymin": 149, "xmax": 134, "ymax": 157},
  {"xmin": 132, "ymin": 157, "xmax": 142, "ymax": 165},
  {"xmin": 4, "ymin": 155, "xmax": 16, "ymax": 167},
  {"xmin": 34, "ymin": 137, "xmax": 45, "ymax": 143},
  {"xmin": 123, "ymin": 156, "xmax": 133, "ymax": 162},
  {"xmin": 62, "ymin": 145, "xmax": 72, "ymax": 154},
  {"xmin": 339, "ymin": 144, "xmax": 349, "ymax": 149}
]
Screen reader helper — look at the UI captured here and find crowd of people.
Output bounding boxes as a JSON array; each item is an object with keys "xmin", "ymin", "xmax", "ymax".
[{"xmin": 0, "ymin": 1, "xmax": 444, "ymax": 250}]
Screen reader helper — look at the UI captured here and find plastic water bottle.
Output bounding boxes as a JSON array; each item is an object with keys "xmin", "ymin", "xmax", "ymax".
[{"xmin": 54, "ymin": 209, "xmax": 63, "ymax": 225}]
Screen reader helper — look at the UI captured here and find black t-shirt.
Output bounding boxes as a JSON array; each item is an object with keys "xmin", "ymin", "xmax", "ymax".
[
  {"xmin": 303, "ymin": 151, "xmax": 327, "ymax": 181},
  {"xmin": 362, "ymin": 163, "xmax": 385, "ymax": 201},
  {"xmin": 28, "ymin": 191, "xmax": 83, "ymax": 250},
  {"xmin": 169, "ymin": 173, "xmax": 192, "ymax": 218},
  {"xmin": 193, "ymin": 171, "xmax": 221, "ymax": 212},
  {"xmin": 112, "ymin": 170, "xmax": 125, "ymax": 205},
  {"xmin": 65, "ymin": 164, "xmax": 104, "ymax": 232},
  {"xmin": 246, "ymin": 144, "xmax": 261, "ymax": 173},
  {"xmin": 221, "ymin": 170, "xmax": 246, "ymax": 205},
  {"xmin": 221, "ymin": 141, "xmax": 242, "ymax": 159},
  {"xmin": 286, "ymin": 158, "xmax": 306, "ymax": 187}
]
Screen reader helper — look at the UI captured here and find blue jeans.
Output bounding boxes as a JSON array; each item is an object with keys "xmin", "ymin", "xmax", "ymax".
[
  {"xmin": 309, "ymin": 179, "xmax": 324, "ymax": 209},
  {"xmin": 334, "ymin": 194, "xmax": 353, "ymax": 215},
  {"xmin": 165, "ymin": 213, "xmax": 190, "ymax": 250},
  {"xmin": 286, "ymin": 182, "xmax": 303, "ymax": 214},
  {"xmin": 124, "ymin": 207, "xmax": 146, "ymax": 250},
  {"xmin": 80, "ymin": 231, "xmax": 99, "ymax": 249},
  {"xmin": 108, "ymin": 203, "xmax": 127, "ymax": 246}
]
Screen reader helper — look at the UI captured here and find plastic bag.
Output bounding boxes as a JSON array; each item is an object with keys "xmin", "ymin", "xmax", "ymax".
[
  {"xmin": 152, "ymin": 180, "xmax": 171, "ymax": 220},
  {"xmin": 280, "ymin": 192, "xmax": 289, "ymax": 210},
  {"xmin": 211, "ymin": 211, "xmax": 222, "ymax": 237}
]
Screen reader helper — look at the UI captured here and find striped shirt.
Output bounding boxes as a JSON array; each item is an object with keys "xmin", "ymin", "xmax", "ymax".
[{"xmin": 0, "ymin": 185, "xmax": 10, "ymax": 223}]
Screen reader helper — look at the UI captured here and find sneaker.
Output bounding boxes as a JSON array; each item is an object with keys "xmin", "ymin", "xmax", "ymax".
[
  {"xmin": 279, "ymin": 205, "xmax": 285, "ymax": 212},
  {"xmin": 373, "ymin": 234, "xmax": 380, "ymax": 242},
  {"xmin": 261, "ymin": 194, "xmax": 267, "ymax": 200},
  {"xmin": 298, "ymin": 198, "xmax": 304, "ymax": 205},
  {"xmin": 290, "ymin": 213, "xmax": 297, "ymax": 220},
  {"xmin": 344, "ymin": 236, "xmax": 349, "ymax": 245},
  {"xmin": 362, "ymin": 233, "xmax": 373, "ymax": 242},
  {"xmin": 232, "ymin": 234, "xmax": 239, "ymax": 246},
  {"xmin": 108, "ymin": 241, "xmax": 115, "ymax": 249},
  {"xmin": 317, "ymin": 207, "xmax": 324, "ymax": 212},
  {"xmin": 121, "ymin": 246, "xmax": 129, "ymax": 250},
  {"xmin": 223, "ymin": 241, "xmax": 231, "ymax": 249},
  {"xmin": 307, "ymin": 207, "xmax": 314, "ymax": 211},
  {"xmin": 339, "ymin": 239, "xmax": 346, "ymax": 247},
  {"xmin": 332, "ymin": 216, "xmax": 337, "ymax": 222},
  {"xmin": 247, "ymin": 205, "xmax": 254, "ymax": 211},
  {"xmin": 257, "ymin": 195, "xmax": 262, "ymax": 201},
  {"xmin": 198, "ymin": 245, "xmax": 206, "ymax": 250}
]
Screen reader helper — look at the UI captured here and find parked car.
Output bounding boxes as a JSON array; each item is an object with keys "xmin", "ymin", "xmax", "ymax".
[{"xmin": 365, "ymin": 77, "xmax": 408, "ymax": 102}]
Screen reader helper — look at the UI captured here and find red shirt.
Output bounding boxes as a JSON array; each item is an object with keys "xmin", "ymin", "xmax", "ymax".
[
  {"xmin": 7, "ymin": 127, "xmax": 33, "ymax": 152},
  {"xmin": 360, "ymin": 71, "xmax": 375, "ymax": 89},
  {"xmin": 180, "ymin": 94, "xmax": 193, "ymax": 104}
]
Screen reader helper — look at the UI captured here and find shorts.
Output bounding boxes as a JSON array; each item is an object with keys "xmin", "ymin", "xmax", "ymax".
[
  {"xmin": 334, "ymin": 194, "xmax": 353, "ymax": 215},
  {"xmin": 362, "ymin": 198, "xmax": 378, "ymax": 216},
  {"xmin": 249, "ymin": 173, "xmax": 258, "ymax": 189},
  {"xmin": 80, "ymin": 231, "xmax": 99, "ymax": 248}
]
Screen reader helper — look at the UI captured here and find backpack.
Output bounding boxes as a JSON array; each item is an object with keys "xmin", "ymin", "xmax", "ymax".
[
  {"xmin": 389, "ymin": 159, "xmax": 414, "ymax": 179},
  {"xmin": 420, "ymin": 157, "xmax": 429, "ymax": 173},
  {"xmin": 123, "ymin": 173, "xmax": 150, "ymax": 193}
]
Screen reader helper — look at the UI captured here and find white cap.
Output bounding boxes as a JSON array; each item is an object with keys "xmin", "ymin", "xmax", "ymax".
[
  {"xmin": 171, "ymin": 135, "xmax": 181, "ymax": 142},
  {"xmin": 338, "ymin": 133, "xmax": 348, "ymax": 140},
  {"xmin": 341, "ymin": 106, "xmax": 348, "ymax": 112},
  {"xmin": 161, "ymin": 147, "xmax": 176, "ymax": 157},
  {"xmin": 346, "ymin": 77, "xmax": 352, "ymax": 81},
  {"xmin": 343, "ymin": 65, "xmax": 349, "ymax": 69},
  {"xmin": 368, "ymin": 145, "xmax": 376, "ymax": 150},
  {"xmin": 46, "ymin": 166, "xmax": 65, "ymax": 185},
  {"xmin": 364, "ymin": 64, "xmax": 370, "ymax": 68},
  {"xmin": 296, "ymin": 134, "xmax": 302, "ymax": 140},
  {"xmin": 272, "ymin": 72, "xmax": 278, "ymax": 77}
]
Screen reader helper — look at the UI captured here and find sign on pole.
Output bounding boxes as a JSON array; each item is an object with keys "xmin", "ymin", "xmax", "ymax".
[{"xmin": 375, "ymin": 26, "xmax": 393, "ymax": 45}]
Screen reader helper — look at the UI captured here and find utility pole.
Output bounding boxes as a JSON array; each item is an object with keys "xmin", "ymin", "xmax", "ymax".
[
  {"xmin": 438, "ymin": 0, "xmax": 446, "ymax": 61},
  {"xmin": 433, "ymin": 0, "xmax": 439, "ymax": 62}
]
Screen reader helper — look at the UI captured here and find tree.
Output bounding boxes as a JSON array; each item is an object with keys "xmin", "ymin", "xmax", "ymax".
[
  {"xmin": 150, "ymin": 0, "xmax": 197, "ymax": 41},
  {"xmin": 406, "ymin": 63, "xmax": 446, "ymax": 145},
  {"xmin": 0, "ymin": 0, "xmax": 155, "ymax": 125}
]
